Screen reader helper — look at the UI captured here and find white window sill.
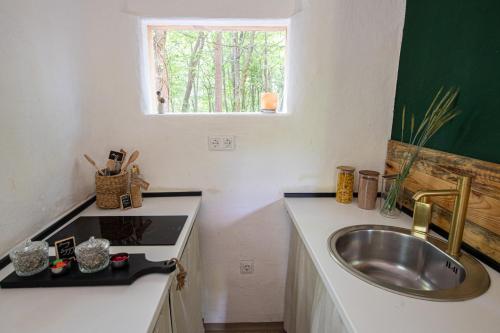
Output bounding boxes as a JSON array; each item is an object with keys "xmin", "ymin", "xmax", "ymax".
[{"xmin": 144, "ymin": 111, "xmax": 290, "ymax": 117}]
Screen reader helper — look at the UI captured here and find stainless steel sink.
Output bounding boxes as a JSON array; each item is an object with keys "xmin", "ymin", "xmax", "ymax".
[{"xmin": 328, "ymin": 225, "xmax": 490, "ymax": 301}]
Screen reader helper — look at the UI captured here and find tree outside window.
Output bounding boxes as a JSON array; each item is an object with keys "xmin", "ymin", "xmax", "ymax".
[{"xmin": 148, "ymin": 25, "xmax": 287, "ymax": 113}]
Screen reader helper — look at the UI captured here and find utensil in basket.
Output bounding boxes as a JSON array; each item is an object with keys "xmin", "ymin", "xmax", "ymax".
[
  {"xmin": 83, "ymin": 154, "xmax": 104, "ymax": 176},
  {"xmin": 121, "ymin": 150, "xmax": 139, "ymax": 173}
]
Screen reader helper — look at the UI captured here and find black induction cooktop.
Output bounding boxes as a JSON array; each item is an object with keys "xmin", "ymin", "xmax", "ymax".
[{"xmin": 46, "ymin": 216, "xmax": 187, "ymax": 246}]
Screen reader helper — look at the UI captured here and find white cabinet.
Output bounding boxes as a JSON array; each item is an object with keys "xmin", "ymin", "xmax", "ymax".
[
  {"xmin": 284, "ymin": 225, "xmax": 348, "ymax": 333},
  {"xmin": 169, "ymin": 221, "xmax": 204, "ymax": 333},
  {"xmin": 152, "ymin": 299, "xmax": 172, "ymax": 333},
  {"xmin": 152, "ymin": 221, "xmax": 204, "ymax": 333}
]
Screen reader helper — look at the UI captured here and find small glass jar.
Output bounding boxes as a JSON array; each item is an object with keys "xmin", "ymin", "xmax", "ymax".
[
  {"xmin": 9, "ymin": 240, "xmax": 49, "ymax": 276},
  {"xmin": 357, "ymin": 170, "xmax": 380, "ymax": 210},
  {"xmin": 75, "ymin": 236, "xmax": 110, "ymax": 273},
  {"xmin": 336, "ymin": 166, "xmax": 355, "ymax": 204}
]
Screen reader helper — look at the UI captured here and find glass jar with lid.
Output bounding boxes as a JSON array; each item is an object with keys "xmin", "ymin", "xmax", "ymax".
[
  {"xmin": 336, "ymin": 166, "xmax": 355, "ymax": 204},
  {"xmin": 9, "ymin": 240, "xmax": 49, "ymax": 276},
  {"xmin": 357, "ymin": 170, "xmax": 380, "ymax": 210},
  {"xmin": 75, "ymin": 236, "xmax": 110, "ymax": 273}
]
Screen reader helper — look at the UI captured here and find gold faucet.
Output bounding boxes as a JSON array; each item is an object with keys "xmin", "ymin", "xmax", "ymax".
[{"xmin": 411, "ymin": 175, "xmax": 472, "ymax": 257}]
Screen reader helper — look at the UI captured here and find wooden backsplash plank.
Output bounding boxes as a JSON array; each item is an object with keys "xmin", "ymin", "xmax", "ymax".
[
  {"xmin": 385, "ymin": 140, "xmax": 500, "ymax": 263},
  {"xmin": 386, "ymin": 159, "xmax": 500, "ymax": 232},
  {"xmin": 388, "ymin": 141, "xmax": 500, "ymax": 199}
]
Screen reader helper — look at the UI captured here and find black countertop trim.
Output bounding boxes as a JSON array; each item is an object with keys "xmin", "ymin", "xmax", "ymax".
[
  {"xmin": 0, "ymin": 256, "xmax": 11, "ymax": 271},
  {"xmin": 31, "ymin": 196, "xmax": 97, "ymax": 242},
  {"xmin": 284, "ymin": 192, "xmax": 337, "ymax": 198},
  {"xmin": 0, "ymin": 191, "xmax": 203, "ymax": 271},
  {"xmin": 284, "ymin": 192, "xmax": 499, "ymax": 273},
  {"xmin": 143, "ymin": 191, "xmax": 202, "ymax": 197},
  {"xmin": 284, "ymin": 192, "xmax": 381, "ymax": 198}
]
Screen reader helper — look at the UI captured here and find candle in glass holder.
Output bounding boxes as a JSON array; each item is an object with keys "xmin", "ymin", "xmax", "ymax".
[{"xmin": 260, "ymin": 92, "xmax": 278, "ymax": 111}]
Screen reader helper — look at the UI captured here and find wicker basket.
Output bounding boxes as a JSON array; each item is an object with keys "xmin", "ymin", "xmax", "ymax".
[{"xmin": 95, "ymin": 171, "xmax": 129, "ymax": 209}]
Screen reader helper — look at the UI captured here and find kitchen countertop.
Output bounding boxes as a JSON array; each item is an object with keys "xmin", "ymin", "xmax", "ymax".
[
  {"xmin": 0, "ymin": 196, "xmax": 201, "ymax": 333},
  {"xmin": 285, "ymin": 197, "xmax": 500, "ymax": 333}
]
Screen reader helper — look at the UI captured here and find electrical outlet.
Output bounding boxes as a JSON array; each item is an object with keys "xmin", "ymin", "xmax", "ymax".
[
  {"xmin": 222, "ymin": 136, "xmax": 234, "ymax": 150},
  {"xmin": 240, "ymin": 260, "xmax": 254, "ymax": 274},
  {"xmin": 208, "ymin": 137, "xmax": 221, "ymax": 150},
  {"xmin": 208, "ymin": 135, "xmax": 235, "ymax": 151}
]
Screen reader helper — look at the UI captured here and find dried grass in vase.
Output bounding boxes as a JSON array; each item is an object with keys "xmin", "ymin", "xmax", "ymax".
[{"xmin": 380, "ymin": 87, "xmax": 461, "ymax": 217}]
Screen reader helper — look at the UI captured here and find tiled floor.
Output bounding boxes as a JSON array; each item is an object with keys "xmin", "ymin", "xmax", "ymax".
[{"xmin": 204, "ymin": 322, "xmax": 285, "ymax": 333}]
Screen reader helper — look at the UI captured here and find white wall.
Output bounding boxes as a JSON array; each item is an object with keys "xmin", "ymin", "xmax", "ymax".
[
  {"xmin": 0, "ymin": 0, "xmax": 405, "ymax": 323},
  {"xmin": 79, "ymin": 0, "xmax": 405, "ymax": 323},
  {"xmin": 124, "ymin": 0, "xmax": 304, "ymax": 18},
  {"xmin": 0, "ymin": 1, "xmax": 94, "ymax": 256}
]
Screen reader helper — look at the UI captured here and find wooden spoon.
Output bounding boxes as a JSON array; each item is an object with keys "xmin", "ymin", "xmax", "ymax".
[
  {"xmin": 121, "ymin": 150, "xmax": 139, "ymax": 173},
  {"xmin": 84, "ymin": 154, "xmax": 104, "ymax": 176}
]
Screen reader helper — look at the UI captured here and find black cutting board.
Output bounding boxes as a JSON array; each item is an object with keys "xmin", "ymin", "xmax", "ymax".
[{"xmin": 0, "ymin": 254, "xmax": 176, "ymax": 289}]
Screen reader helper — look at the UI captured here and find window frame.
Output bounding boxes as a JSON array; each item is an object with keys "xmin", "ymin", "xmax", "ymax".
[{"xmin": 141, "ymin": 19, "xmax": 290, "ymax": 115}]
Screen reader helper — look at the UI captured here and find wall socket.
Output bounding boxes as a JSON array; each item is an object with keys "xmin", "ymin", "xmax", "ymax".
[
  {"xmin": 208, "ymin": 135, "xmax": 235, "ymax": 151},
  {"xmin": 240, "ymin": 260, "xmax": 254, "ymax": 274}
]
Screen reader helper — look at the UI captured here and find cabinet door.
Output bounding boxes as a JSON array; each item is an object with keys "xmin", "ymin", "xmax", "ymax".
[
  {"xmin": 153, "ymin": 294, "xmax": 173, "ymax": 333},
  {"xmin": 284, "ymin": 225, "xmax": 348, "ymax": 333},
  {"xmin": 170, "ymin": 221, "xmax": 204, "ymax": 333}
]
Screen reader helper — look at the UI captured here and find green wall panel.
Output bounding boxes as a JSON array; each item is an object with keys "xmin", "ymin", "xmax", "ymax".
[{"xmin": 392, "ymin": 0, "xmax": 500, "ymax": 163}]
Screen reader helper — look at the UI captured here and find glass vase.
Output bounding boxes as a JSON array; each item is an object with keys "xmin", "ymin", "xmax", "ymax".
[{"xmin": 380, "ymin": 174, "xmax": 403, "ymax": 218}]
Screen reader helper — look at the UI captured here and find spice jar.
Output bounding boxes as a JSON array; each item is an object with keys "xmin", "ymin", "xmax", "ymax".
[
  {"xmin": 75, "ymin": 236, "xmax": 110, "ymax": 273},
  {"xmin": 9, "ymin": 240, "xmax": 49, "ymax": 276},
  {"xmin": 357, "ymin": 170, "xmax": 380, "ymax": 210},
  {"xmin": 336, "ymin": 166, "xmax": 355, "ymax": 204}
]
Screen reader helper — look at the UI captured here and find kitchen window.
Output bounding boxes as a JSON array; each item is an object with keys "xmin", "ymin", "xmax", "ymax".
[{"xmin": 146, "ymin": 23, "xmax": 287, "ymax": 114}]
